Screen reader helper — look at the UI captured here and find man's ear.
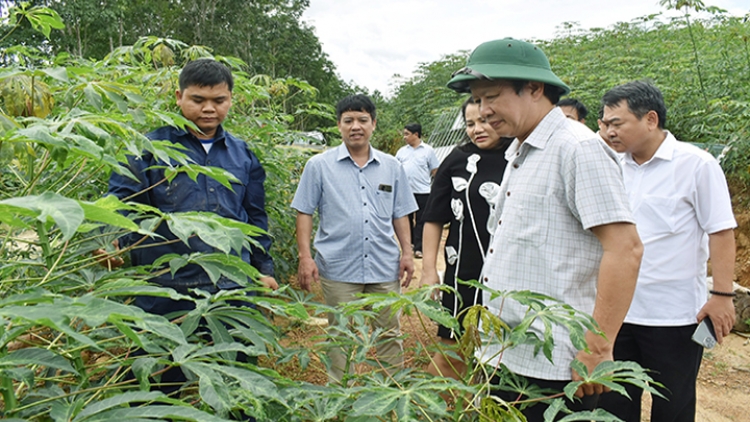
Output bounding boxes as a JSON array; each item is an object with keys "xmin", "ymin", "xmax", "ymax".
[
  {"xmin": 526, "ymin": 81, "xmax": 545, "ymax": 99},
  {"xmin": 175, "ymin": 89, "xmax": 183, "ymax": 104},
  {"xmin": 645, "ymin": 110, "xmax": 660, "ymax": 129}
]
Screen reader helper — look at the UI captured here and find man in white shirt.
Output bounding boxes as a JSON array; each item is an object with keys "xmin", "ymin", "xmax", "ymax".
[
  {"xmin": 597, "ymin": 80, "xmax": 737, "ymax": 422},
  {"xmin": 395, "ymin": 123, "xmax": 439, "ymax": 258}
]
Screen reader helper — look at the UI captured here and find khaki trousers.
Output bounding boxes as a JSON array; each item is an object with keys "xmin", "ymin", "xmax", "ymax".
[{"xmin": 320, "ymin": 277, "xmax": 403, "ymax": 383}]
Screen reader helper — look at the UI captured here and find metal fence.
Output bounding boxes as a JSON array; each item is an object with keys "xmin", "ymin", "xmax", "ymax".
[{"xmin": 426, "ymin": 107, "xmax": 465, "ymax": 163}]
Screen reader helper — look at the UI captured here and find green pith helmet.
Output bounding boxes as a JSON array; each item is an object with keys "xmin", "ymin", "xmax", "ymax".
[{"xmin": 446, "ymin": 38, "xmax": 570, "ymax": 95}]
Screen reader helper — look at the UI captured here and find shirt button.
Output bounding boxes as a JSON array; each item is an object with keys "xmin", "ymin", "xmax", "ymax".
[
  {"xmin": 365, "ymin": 220, "xmax": 369, "ymax": 223},
  {"xmin": 365, "ymin": 237, "xmax": 369, "ymax": 241},
  {"xmin": 513, "ymin": 163, "xmax": 519, "ymax": 169},
  {"xmin": 209, "ymin": 188, "xmax": 215, "ymax": 192},
  {"xmin": 364, "ymin": 202, "xmax": 367, "ymax": 206},
  {"xmin": 498, "ymin": 220, "xmax": 502, "ymax": 225},
  {"xmin": 364, "ymin": 254, "xmax": 368, "ymax": 258},
  {"xmin": 483, "ymin": 277, "xmax": 488, "ymax": 282},
  {"xmin": 361, "ymin": 186, "xmax": 365, "ymax": 189},
  {"xmin": 506, "ymin": 191, "xmax": 511, "ymax": 197},
  {"xmin": 516, "ymin": 152, "xmax": 520, "ymax": 156},
  {"xmin": 489, "ymin": 248, "xmax": 494, "ymax": 253}
]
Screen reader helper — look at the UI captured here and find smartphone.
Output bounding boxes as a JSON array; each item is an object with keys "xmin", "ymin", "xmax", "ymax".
[{"xmin": 691, "ymin": 318, "xmax": 717, "ymax": 349}]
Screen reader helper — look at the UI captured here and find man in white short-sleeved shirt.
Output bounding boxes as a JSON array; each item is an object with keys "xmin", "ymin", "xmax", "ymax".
[
  {"xmin": 598, "ymin": 81, "xmax": 737, "ymax": 422},
  {"xmin": 395, "ymin": 123, "xmax": 439, "ymax": 257},
  {"xmin": 446, "ymin": 38, "xmax": 643, "ymax": 421}
]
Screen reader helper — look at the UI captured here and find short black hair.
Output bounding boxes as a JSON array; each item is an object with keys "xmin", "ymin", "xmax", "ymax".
[
  {"xmin": 602, "ymin": 80, "xmax": 667, "ymax": 129},
  {"xmin": 404, "ymin": 123, "xmax": 422, "ymax": 137},
  {"xmin": 336, "ymin": 94, "xmax": 376, "ymax": 121},
  {"xmin": 557, "ymin": 98, "xmax": 589, "ymax": 121},
  {"xmin": 179, "ymin": 59, "xmax": 234, "ymax": 92},
  {"xmin": 509, "ymin": 80, "xmax": 564, "ymax": 106}
]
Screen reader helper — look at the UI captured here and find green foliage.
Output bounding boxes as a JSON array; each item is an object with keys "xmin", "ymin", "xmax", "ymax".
[
  {"xmin": 0, "ymin": 0, "xmax": 348, "ymax": 129},
  {"xmin": 0, "ymin": 6, "xmax": 670, "ymax": 422}
]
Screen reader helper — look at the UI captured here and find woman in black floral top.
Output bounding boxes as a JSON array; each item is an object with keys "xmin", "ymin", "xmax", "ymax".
[{"xmin": 422, "ymin": 98, "xmax": 511, "ymax": 380}]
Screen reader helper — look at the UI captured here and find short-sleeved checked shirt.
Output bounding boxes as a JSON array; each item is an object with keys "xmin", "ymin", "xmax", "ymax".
[
  {"xmin": 291, "ymin": 144, "xmax": 418, "ymax": 283},
  {"xmin": 480, "ymin": 108, "xmax": 634, "ymax": 380}
]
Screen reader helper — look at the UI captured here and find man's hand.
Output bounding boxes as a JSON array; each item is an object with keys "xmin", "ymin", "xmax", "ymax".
[
  {"xmin": 92, "ymin": 240, "xmax": 125, "ymax": 269},
  {"xmin": 399, "ymin": 253, "xmax": 415, "ymax": 288},
  {"xmin": 420, "ymin": 267, "xmax": 441, "ymax": 300},
  {"xmin": 297, "ymin": 256, "xmax": 319, "ymax": 292},
  {"xmin": 697, "ymin": 295, "xmax": 735, "ymax": 344},
  {"xmin": 572, "ymin": 331, "xmax": 614, "ymax": 398},
  {"xmin": 259, "ymin": 276, "xmax": 279, "ymax": 291}
]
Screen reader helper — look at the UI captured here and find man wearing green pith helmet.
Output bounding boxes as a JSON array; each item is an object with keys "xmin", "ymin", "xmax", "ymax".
[{"xmin": 446, "ymin": 38, "xmax": 644, "ymax": 420}]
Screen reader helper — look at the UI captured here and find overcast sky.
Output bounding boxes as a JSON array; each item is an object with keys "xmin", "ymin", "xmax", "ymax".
[{"xmin": 302, "ymin": 0, "xmax": 748, "ymax": 96}]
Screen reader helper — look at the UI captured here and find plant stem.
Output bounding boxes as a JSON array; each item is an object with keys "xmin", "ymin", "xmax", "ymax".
[
  {"xmin": 36, "ymin": 220, "xmax": 54, "ymax": 269},
  {"xmin": 684, "ymin": 12, "xmax": 708, "ymax": 105}
]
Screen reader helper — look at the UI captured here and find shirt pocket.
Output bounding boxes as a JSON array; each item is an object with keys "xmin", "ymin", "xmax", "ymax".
[
  {"xmin": 636, "ymin": 195, "xmax": 677, "ymax": 237},
  {"xmin": 374, "ymin": 190, "xmax": 394, "ymax": 219},
  {"xmin": 504, "ymin": 193, "xmax": 549, "ymax": 247},
  {"xmin": 155, "ymin": 172, "xmax": 199, "ymax": 212}
]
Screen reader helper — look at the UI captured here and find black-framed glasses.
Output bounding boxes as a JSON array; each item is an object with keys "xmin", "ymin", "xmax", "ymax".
[{"xmin": 451, "ymin": 67, "xmax": 490, "ymax": 79}]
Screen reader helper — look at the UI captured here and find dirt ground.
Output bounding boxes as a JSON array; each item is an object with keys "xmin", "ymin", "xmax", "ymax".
[{"xmin": 278, "ymin": 219, "xmax": 750, "ymax": 421}]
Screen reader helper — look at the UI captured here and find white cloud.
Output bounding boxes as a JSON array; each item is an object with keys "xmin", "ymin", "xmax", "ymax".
[{"xmin": 303, "ymin": 0, "xmax": 748, "ymax": 96}]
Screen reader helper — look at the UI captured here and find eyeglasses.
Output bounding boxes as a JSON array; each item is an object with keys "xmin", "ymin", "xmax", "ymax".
[{"xmin": 451, "ymin": 67, "xmax": 490, "ymax": 79}]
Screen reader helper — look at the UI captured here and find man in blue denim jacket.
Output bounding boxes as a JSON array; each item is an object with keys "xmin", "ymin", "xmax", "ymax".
[{"xmin": 107, "ymin": 59, "xmax": 277, "ymax": 315}]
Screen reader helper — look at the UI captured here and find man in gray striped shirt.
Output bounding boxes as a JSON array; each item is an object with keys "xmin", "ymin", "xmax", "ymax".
[{"xmin": 292, "ymin": 94, "xmax": 418, "ymax": 383}]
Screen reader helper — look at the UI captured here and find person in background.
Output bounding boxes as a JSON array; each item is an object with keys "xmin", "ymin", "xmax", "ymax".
[
  {"xmin": 557, "ymin": 98, "xmax": 588, "ymax": 123},
  {"xmin": 595, "ymin": 107, "xmax": 616, "ymax": 149},
  {"xmin": 292, "ymin": 94, "xmax": 418, "ymax": 383},
  {"xmin": 396, "ymin": 123, "xmax": 440, "ymax": 258},
  {"xmin": 597, "ymin": 80, "xmax": 737, "ymax": 422},
  {"xmin": 446, "ymin": 38, "xmax": 643, "ymax": 421},
  {"xmin": 421, "ymin": 97, "xmax": 511, "ymax": 380}
]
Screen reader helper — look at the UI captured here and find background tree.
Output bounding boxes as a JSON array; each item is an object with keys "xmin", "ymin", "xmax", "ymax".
[{"xmin": 0, "ymin": 0, "xmax": 347, "ymax": 131}]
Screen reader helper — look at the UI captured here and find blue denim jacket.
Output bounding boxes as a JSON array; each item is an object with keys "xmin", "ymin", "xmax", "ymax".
[{"xmin": 108, "ymin": 125, "xmax": 274, "ymax": 290}]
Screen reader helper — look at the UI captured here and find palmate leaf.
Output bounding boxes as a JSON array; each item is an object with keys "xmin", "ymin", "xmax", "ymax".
[
  {"xmin": 72, "ymin": 391, "xmax": 164, "ymax": 421},
  {"xmin": 166, "ymin": 213, "xmax": 248, "ymax": 255},
  {"xmin": 78, "ymin": 202, "xmax": 138, "ymax": 232},
  {"xmin": 0, "ymin": 192, "xmax": 84, "ymax": 241},
  {"xmin": 0, "ymin": 295, "xmax": 188, "ymax": 349},
  {"xmin": 199, "ymin": 375, "xmax": 232, "ymax": 415},
  {"xmin": 565, "ymin": 360, "xmax": 664, "ymax": 401},
  {"xmin": 346, "ymin": 286, "xmax": 458, "ymax": 331},
  {"xmin": 544, "ymin": 401, "xmax": 626, "ymax": 422},
  {"xmin": 158, "ymin": 253, "xmax": 262, "ymax": 286},
  {"xmin": 348, "ymin": 374, "xmax": 457, "ymax": 420},
  {"xmin": 51, "ymin": 397, "xmax": 85, "ymax": 422},
  {"xmin": 74, "ymin": 404, "xmax": 232, "ymax": 422},
  {"xmin": 0, "ymin": 348, "xmax": 76, "ymax": 374},
  {"xmin": 165, "ymin": 164, "xmax": 240, "ymax": 190}
]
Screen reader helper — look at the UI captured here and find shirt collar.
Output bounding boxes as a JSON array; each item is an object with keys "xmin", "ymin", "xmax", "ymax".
[
  {"xmin": 175, "ymin": 124, "xmax": 227, "ymax": 143},
  {"xmin": 336, "ymin": 143, "xmax": 378, "ymax": 164},
  {"xmin": 524, "ymin": 107, "xmax": 566, "ymax": 150},
  {"xmin": 623, "ymin": 130, "xmax": 675, "ymax": 166},
  {"xmin": 504, "ymin": 107, "xmax": 564, "ymax": 161}
]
